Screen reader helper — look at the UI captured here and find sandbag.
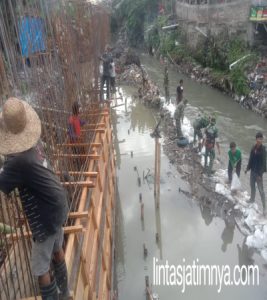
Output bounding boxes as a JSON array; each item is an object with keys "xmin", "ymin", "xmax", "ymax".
[{"xmin": 231, "ymin": 173, "xmax": 241, "ymax": 192}]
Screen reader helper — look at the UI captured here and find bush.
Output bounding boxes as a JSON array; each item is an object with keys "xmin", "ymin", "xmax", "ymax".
[
  {"xmin": 112, "ymin": 0, "xmax": 160, "ymax": 46},
  {"xmin": 146, "ymin": 26, "xmax": 160, "ymax": 49},
  {"xmin": 230, "ymin": 67, "xmax": 250, "ymax": 96}
]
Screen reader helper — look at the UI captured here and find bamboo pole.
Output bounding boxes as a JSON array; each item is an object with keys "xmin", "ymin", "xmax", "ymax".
[
  {"xmin": 154, "ymin": 137, "xmax": 158, "ymax": 197},
  {"xmin": 157, "ymin": 141, "xmax": 161, "ymax": 208}
]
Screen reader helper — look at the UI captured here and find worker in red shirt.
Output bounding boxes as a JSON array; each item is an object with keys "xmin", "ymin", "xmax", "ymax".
[
  {"xmin": 68, "ymin": 102, "xmax": 85, "ymax": 143},
  {"xmin": 68, "ymin": 102, "xmax": 86, "ymax": 168}
]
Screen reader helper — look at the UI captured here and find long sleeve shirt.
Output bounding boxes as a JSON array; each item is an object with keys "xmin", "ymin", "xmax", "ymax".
[{"xmin": 246, "ymin": 144, "xmax": 266, "ymax": 176}]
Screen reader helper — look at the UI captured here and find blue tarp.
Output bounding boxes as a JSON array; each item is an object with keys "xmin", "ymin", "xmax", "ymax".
[{"xmin": 18, "ymin": 16, "xmax": 46, "ymax": 57}]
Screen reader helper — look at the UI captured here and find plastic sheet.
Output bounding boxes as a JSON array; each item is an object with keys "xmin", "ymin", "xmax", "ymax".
[{"xmin": 231, "ymin": 173, "xmax": 241, "ymax": 192}]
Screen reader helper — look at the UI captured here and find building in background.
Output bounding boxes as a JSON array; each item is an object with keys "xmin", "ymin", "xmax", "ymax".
[{"xmin": 175, "ymin": 0, "xmax": 267, "ymax": 51}]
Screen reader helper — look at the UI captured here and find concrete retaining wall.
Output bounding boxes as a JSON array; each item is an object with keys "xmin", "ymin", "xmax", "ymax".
[{"xmin": 175, "ymin": 0, "xmax": 254, "ymax": 47}]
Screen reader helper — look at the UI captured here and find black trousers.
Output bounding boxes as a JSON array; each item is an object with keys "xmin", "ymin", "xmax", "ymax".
[
  {"xmin": 250, "ymin": 171, "xmax": 265, "ymax": 209},
  {"xmin": 228, "ymin": 160, "xmax": 241, "ymax": 182},
  {"xmin": 100, "ymin": 75, "xmax": 110, "ymax": 100}
]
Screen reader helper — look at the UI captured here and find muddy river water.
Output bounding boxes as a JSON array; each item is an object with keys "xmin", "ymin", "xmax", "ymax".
[{"xmin": 114, "ymin": 55, "xmax": 267, "ymax": 300}]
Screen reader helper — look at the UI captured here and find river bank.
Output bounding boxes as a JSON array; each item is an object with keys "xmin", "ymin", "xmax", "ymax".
[
  {"xmin": 113, "ymin": 35, "xmax": 267, "ymax": 119},
  {"xmin": 163, "ymin": 55, "xmax": 267, "ymax": 119}
]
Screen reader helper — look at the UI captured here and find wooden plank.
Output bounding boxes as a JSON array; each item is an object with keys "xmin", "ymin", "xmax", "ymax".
[
  {"xmin": 22, "ymin": 291, "xmax": 74, "ymax": 300},
  {"xmin": 68, "ymin": 211, "xmax": 89, "ymax": 219},
  {"xmin": 6, "ymin": 225, "xmax": 84, "ymax": 240},
  {"xmin": 57, "ymin": 143, "xmax": 102, "ymax": 148},
  {"xmin": 54, "ymin": 154, "xmax": 100, "ymax": 160},
  {"xmin": 21, "ymin": 297, "xmax": 42, "ymax": 300},
  {"xmin": 61, "ymin": 181, "xmax": 95, "ymax": 188},
  {"xmin": 56, "ymin": 171, "xmax": 98, "ymax": 177},
  {"xmin": 81, "ymin": 112, "xmax": 108, "ymax": 117},
  {"xmin": 92, "ymin": 292, "xmax": 97, "ymax": 300},
  {"xmin": 81, "ymin": 128, "xmax": 105, "ymax": 133},
  {"xmin": 84, "ymin": 123, "xmax": 106, "ymax": 128}
]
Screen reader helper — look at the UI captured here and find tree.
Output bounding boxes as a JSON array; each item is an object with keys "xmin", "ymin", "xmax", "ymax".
[{"xmin": 112, "ymin": 0, "xmax": 160, "ymax": 47}]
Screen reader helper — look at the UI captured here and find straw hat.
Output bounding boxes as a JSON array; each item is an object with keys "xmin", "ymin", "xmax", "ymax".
[{"xmin": 0, "ymin": 97, "xmax": 41, "ymax": 155}]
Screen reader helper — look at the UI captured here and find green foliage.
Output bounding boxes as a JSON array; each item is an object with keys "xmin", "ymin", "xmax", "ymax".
[
  {"xmin": 194, "ymin": 33, "xmax": 252, "ymax": 71},
  {"xmin": 112, "ymin": 0, "xmax": 159, "ymax": 46},
  {"xmin": 113, "ymin": 0, "xmax": 258, "ymax": 96},
  {"xmin": 193, "ymin": 32, "xmax": 258, "ymax": 95},
  {"xmin": 158, "ymin": 28, "xmax": 191, "ymax": 63},
  {"xmin": 146, "ymin": 27, "xmax": 160, "ymax": 49},
  {"xmin": 157, "ymin": 15, "xmax": 168, "ymax": 28},
  {"xmin": 126, "ymin": 0, "xmax": 146, "ymax": 47},
  {"xmin": 230, "ymin": 67, "xmax": 250, "ymax": 96},
  {"xmin": 145, "ymin": 16, "xmax": 168, "ymax": 50},
  {"xmin": 160, "ymin": 31, "xmax": 177, "ymax": 54}
]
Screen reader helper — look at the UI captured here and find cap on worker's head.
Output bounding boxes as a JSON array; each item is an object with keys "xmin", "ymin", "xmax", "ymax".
[
  {"xmin": 0, "ymin": 97, "xmax": 41, "ymax": 155},
  {"xmin": 256, "ymin": 131, "xmax": 263, "ymax": 139}
]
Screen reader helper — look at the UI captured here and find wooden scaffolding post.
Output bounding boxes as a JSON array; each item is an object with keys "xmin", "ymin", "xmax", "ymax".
[
  {"xmin": 154, "ymin": 137, "xmax": 161, "ymax": 208},
  {"xmin": 154, "ymin": 138, "xmax": 158, "ymax": 197}
]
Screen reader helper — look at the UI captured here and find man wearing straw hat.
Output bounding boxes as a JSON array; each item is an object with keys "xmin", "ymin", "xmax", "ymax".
[{"xmin": 0, "ymin": 98, "xmax": 70, "ymax": 299}]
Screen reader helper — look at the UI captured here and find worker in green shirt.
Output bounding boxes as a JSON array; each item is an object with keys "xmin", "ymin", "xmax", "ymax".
[
  {"xmin": 228, "ymin": 142, "xmax": 242, "ymax": 183},
  {"xmin": 203, "ymin": 117, "xmax": 220, "ymax": 175}
]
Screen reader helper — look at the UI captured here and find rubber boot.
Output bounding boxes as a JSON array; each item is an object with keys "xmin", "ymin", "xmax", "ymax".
[
  {"xmin": 40, "ymin": 278, "xmax": 59, "ymax": 300},
  {"xmin": 54, "ymin": 260, "xmax": 71, "ymax": 300}
]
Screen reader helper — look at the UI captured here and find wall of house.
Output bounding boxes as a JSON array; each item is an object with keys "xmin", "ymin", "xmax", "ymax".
[{"xmin": 175, "ymin": 0, "xmax": 254, "ymax": 47}]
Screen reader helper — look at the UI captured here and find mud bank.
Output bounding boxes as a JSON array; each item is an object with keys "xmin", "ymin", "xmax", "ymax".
[{"xmin": 164, "ymin": 57, "xmax": 267, "ymax": 119}]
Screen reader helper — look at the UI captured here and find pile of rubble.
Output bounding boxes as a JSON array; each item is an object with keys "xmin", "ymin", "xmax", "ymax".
[
  {"xmin": 114, "ymin": 47, "xmax": 162, "ymax": 108},
  {"xmin": 139, "ymin": 77, "xmax": 162, "ymax": 108},
  {"xmin": 237, "ymin": 88, "xmax": 267, "ymax": 118},
  {"xmin": 116, "ymin": 64, "xmax": 143, "ymax": 85}
]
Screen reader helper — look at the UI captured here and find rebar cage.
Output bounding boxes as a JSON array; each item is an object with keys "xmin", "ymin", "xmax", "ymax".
[{"xmin": 0, "ymin": 1, "xmax": 115, "ymax": 299}]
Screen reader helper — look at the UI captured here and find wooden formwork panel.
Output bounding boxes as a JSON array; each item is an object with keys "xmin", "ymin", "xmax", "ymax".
[{"xmin": 65, "ymin": 108, "xmax": 116, "ymax": 300}]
